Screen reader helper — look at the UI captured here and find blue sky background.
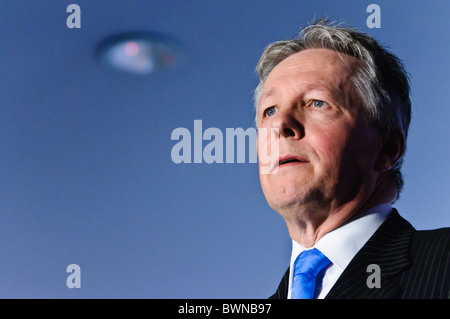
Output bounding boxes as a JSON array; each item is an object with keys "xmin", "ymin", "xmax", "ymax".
[{"xmin": 0, "ymin": 0, "xmax": 448, "ymax": 298}]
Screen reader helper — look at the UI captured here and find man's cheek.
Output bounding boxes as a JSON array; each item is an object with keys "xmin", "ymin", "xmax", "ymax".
[{"xmin": 257, "ymin": 127, "xmax": 279, "ymax": 175}]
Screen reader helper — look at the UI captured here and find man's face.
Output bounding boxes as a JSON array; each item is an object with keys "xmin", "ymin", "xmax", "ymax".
[{"xmin": 257, "ymin": 49, "xmax": 383, "ymax": 216}]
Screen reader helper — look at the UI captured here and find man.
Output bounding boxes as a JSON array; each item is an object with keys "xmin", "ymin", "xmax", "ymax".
[{"xmin": 254, "ymin": 19, "xmax": 449, "ymax": 299}]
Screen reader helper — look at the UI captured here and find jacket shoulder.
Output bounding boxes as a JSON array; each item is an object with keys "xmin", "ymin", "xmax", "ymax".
[
  {"xmin": 410, "ymin": 227, "xmax": 450, "ymax": 254},
  {"xmin": 398, "ymin": 227, "xmax": 450, "ymax": 298}
]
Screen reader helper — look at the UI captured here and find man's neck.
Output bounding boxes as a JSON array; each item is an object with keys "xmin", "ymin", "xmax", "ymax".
[{"xmin": 283, "ymin": 176, "xmax": 397, "ymax": 247}]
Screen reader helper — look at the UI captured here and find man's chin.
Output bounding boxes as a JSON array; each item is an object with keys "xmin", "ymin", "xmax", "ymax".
[{"xmin": 267, "ymin": 188, "xmax": 331, "ymax": 215}]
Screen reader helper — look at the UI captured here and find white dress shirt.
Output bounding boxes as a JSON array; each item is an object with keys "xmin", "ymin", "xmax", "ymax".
[{"xmin": 287, "ymin": 203, "xmax": 392, "ymax": 299}]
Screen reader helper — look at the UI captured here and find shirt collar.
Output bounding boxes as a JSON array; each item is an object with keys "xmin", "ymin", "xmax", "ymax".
[{"xmin": 290, "ymin": 203, "xmax": 392, "ymax": 272}]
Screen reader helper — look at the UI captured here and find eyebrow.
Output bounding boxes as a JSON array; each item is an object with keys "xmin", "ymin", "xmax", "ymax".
[
  {"xmin": 260, "ymin": 82, "xmax": 333, "ymax": 103},
  {"xmin": 259, "ymin": 87, "xmax": 278, "ymax": 103},
  {"xmin": 258, "ymin": 81, "xmax": 351, "ymax": 115}
]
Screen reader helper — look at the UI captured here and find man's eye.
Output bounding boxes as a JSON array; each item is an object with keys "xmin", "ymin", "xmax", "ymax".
[
  {"xmin": 263, "ymin": 106, "xmax": 277, "ymax": 117},
  {"xmin": 312, "ymin": 100, "xmax": 328, "ymax": 108}
]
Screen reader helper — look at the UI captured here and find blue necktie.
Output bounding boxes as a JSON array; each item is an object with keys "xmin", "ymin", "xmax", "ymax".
[{"xmin": 291, "ymin": 248, "xmax": 331, "ymax": 299}]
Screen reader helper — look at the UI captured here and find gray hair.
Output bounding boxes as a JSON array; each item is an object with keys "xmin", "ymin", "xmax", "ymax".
[{"xmin": 254, "ymin": 18, "xmax": 411, "ymax": 197}]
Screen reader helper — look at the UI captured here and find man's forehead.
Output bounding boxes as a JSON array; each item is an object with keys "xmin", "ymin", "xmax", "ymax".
[
  {"xmin": 260, "ymin": 49, "xmax": 358, "ymax": 102},
  {"xmin": 275, "ymin": 48, "xmax": 357, "ymax": 71},
  {"xmin": 260, "ymin": 81, "xmax": 332, "ymax": 101}
]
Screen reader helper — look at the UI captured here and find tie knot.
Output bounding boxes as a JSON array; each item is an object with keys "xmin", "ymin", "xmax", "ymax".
[{"xmin": 294, "ymin": 248, "xmax": 331, "ymax": 278}]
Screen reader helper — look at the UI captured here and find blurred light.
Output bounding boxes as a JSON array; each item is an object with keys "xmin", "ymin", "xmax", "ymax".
[
  {"xmin": 125, "ymin": 42, "xmax": 139, "ymax": 56},
  {"xmin": 97, "ymin": 32, "xmax": 182, "ymax": 75}
]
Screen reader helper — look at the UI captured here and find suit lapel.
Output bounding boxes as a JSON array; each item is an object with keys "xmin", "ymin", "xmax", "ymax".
[{"xmin": 325, "ymin": 209, "xmax": 415, "ymax": 298}]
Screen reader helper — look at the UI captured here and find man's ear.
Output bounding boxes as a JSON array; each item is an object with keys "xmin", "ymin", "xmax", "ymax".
[{"xmin": 375, "ymin": 129, "xmax": 405, "ymax": 172}]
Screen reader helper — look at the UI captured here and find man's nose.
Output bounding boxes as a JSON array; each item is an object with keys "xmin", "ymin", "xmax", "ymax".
[{"xmin": 271, "ymin": 109, "xmax": 304, "ymax": 140}]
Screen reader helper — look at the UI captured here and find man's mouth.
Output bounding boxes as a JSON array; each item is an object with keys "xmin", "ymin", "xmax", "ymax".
[{"xmin": 278, "ymin": 155, "xmax": 309, "ymax": 166}]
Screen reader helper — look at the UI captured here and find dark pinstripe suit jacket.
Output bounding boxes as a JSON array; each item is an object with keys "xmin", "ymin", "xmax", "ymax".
[{"xmin": 269, "ymin": 209, "xmax": 450, "ymax": 299}]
